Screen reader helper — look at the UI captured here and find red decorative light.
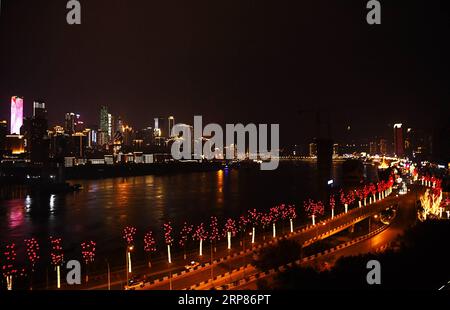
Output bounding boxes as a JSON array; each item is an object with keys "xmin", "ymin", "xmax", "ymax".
[
  {"xmin": 223, "ymin": 218, "xmax": 237, "ymax": 237},
  {"xmin": 144, "ymin": 231, "xmax": 157, "ymax": 253},
  {"xmin": 178, "ymin": 222, "xmax": 193, "ymax": 248},
  {"xmin": 209, "ymin": 216, "xmax": 220, "ymax": 243},
  {"xmin": 24, "ymin": 238, "xmax": 40, "ymax": 270},
  {"xmin": 81, "ymin": 240, "xmax": 96, "ymax": 265},
  {"xmin": 163, "ymin": 222, "xmax": 174, "ymax": 245},
  {"xmin": 122, "ymin": 226, "xmax": 137, "ymax": 246},
  {"xmin": 193, "ymin": 223, "xmax": 208, "ymax": 241},
  {"xmin": 49, "ymin": 236, "xmax": 64, "ymax": 267},
  {"xmin": 304, "ymin": 199, "xmax": 325, "ymax": 217}
]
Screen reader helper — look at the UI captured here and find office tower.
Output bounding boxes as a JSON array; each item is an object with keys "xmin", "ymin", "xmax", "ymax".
[
  {"xmin": 333, "ymin": 143, "xmax": 339, "ymax": 157},
  {"xmin": 71, "ymin": 132, "xmax": 87, "ymax": 158},
  {"xmin": 168, "ymin": 116, "xmax": 175, "ymax": 137},
  {"xmin": 0, "ymin": 120, "xmax": 7, "ymax": 151},
  {"xmin": 108, "ymin": 113, "xmax": 113, "ymax": 140},
  {"xmin": 23, "ymin": 102, "xmax": 49, "ymax": 164},
  {"xmin": 369, "ymin": 141, "xmax": 377, "ymax": 155},
  {"xmin": 97, "ymin": 130, "xmax": 109, "ymax": 147},
  {"xmin": 379, "ymin": 139, "xmax": 387, "ymax": 155},
  {"xmin": 99, "ymin": 106, "xmax": 110, "ymax": 142},
  {"xmin": 84, "ymin": 128, "xmax": 97, "ymax": 148},
  {"xmin": 309, "ymin": 142, "xmax": 317, "ymax": 157},
  {"xmin": 74, "ymin": 114, "xmax": 83, "ymax": 132},
  {"xmin": 116, "ymin": 116, "xmax": 124, "ymax": 133},
  {"xmin": 65, "ymin": 113, "xmax": 76, "ymax": 134},
  {"xmin": 10, "ymin": 96, "xmax": 24, "ymax": 134},
  {"xmin": 135, "ymin": 127, "xmax": 153, "ymax": 147},
  {"xmin": 33, "ymin": 101, "xmax": 47, "ymax": 119},
  {"xmin": 154, "ymin": 117, "xmax": 167, "ymax": 146},
  {"xmin": 122, "ymin": 125, "xmax": 134, "ymax": 146},
  {"xmin": 154, "ymin": 117, "xmax": 167, "ymax": 138},
  {"xmin": 393, "ymin": 123, "xmax": 404, "ymax": 157},
  {"xmin": 404, "ymin": 127, "xmax": 413, "ymax": 158}
]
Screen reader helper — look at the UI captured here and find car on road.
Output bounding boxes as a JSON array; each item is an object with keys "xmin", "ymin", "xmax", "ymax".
[
  {"xmin": 185, "ymin": 261, "xmax": 200, "ymax": 270},
  {"xmin": 125, "ymin": 276, "xmax": 145, "ymax": 290}
]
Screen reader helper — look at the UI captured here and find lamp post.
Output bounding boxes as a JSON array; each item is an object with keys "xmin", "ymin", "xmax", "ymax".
[
  {"xmin": 126, "ymin": 245, "xmax": 134, "ymax": 286},
  {"xmin": 105, "ymin": 259, "xmax": 111, "ymax": 290}
]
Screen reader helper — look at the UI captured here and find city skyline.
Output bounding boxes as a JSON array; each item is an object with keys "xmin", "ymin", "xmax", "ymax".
[
  {"xmin": 0, "ymin": 96, "xmax": 431, "ymax": 157},
  {"xmin": 0, "ymin": 0, "xmax": 449, "ymax": 300},
  {"xmin": 1, "ymin": 1, "xmax": 449, "ymax": 146}
]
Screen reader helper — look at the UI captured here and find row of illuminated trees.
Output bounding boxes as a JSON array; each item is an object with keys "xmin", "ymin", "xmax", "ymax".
[
  {"xmin": 1, "ymin": 177, "xmax": 397, "ymax": 290},
  {"xmin": 1, "ymin": 237, "xmax": 96, "ymax": 290}
]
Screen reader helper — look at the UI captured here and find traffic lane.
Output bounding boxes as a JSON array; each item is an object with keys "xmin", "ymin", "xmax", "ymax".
[
  {"xmin": 145, "ymin": 259, "xmax": 247, "ymax": 290},
  {"xmin": 314, "ymin": 189, "xmax": 419, "ymax": 264},
  {"xmin": 92, "ymin": 190, "xmax": 407, "ymax": 290},
  {"xmin": 233, "ymin": 189, "xmax": 421, "ymax": 290},
  {"xmin": 144, "ymin": 193, "xmax": 412, "ymax": 290}
]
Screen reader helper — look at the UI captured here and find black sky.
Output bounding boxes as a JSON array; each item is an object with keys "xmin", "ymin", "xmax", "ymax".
[{"xmin": 0, "ymin": 0, "xmax": 449, "ymax": 146}]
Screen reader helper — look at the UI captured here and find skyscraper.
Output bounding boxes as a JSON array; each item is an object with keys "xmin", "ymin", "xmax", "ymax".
[
  {"xmin": 0, "ymin": 120, "xmax": 7, "ymax": 151},
  {"xmin": 33, "ymin": 101, "xmax": 47, "ymax": 119},
  {"xmin": 369, "ymin": 141, "xmax": 377, "ymax": 155},
  {"xmin": 168, "ymin": 116, "xmax": 175, "ymax": 137},
  {"xmin": 65, "ymin": 113, "xmax": 76, "ymax": 134},
  {"xmin": 22, "ymin": 101, "xmax": 49, "ymax": 163},
  {"xmin": 10, "ymin": 96, "xmax": 24, "ymax": 134},
  {"xmin": 154, "ymin": 117, "xmax": 167, "ymax": 138},
  {"xmin": 108, "ymin": 113, "xmax": 113, "ymax": 139},
  {"xmin": 99, "ymin": 106, "xmax": 110, "ymax": 144},
  {"xmin": 379, "ymin": 139, "xmax": 387, "ymax": 155},
  {"xmin": 393, "ymin": 123, "xmax": 404, "ymax": 158},
  {"xmin": 309, "ymin": 142, "xmax": 317, "ymax": 157}
]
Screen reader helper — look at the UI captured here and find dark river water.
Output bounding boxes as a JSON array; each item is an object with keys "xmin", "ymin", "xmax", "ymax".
[{"xmin": 0, "ymin": 161, "xmax": 378, "ymax": 269}]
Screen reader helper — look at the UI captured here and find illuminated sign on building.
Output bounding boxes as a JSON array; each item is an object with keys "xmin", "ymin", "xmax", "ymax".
[{"xmin": 10, "ymin": 96, "xmax": 24, "ymax": 134}]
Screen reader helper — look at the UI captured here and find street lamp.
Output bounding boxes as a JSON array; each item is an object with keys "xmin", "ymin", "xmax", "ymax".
[
  {"xmin": 105, "ymin": 259, "xmax": 111, "ymax": 290},
  {"xmin": 126, "ymin": 245, "xmax": 134, "ymax": 286}
]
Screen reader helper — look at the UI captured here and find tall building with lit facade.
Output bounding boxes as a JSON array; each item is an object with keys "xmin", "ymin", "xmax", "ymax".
[
  {"xmin": 168, "ymin": 116, "xmax": 175, "ymax": 137},
  {"xmin": 108, "ymin": 113, "xmax": 114, "ymax": 140},
  {"xmin": 309, "ymin": 142, "xmax": 317, "ymax": 157},
  {"xmin": 23, "ymin": 101, "xmax": 49, "ymax": 164},
  {"xmin": 65, "ymin": 113, "xmax": 76, "ymax": 134},
  {"xmin": 10, "ymin": 96, "xmax": 24, "ymax": 134},
  {"xmin": 369, "ymin": 141, "xmax": 377, "ymax": 155},
  {"xmin": 393, "ymin": 123, "xmax": 404, "ymax": 157},
  {"xmin": 154, "ymin": 117, "xmax": 167, "ymax": 146},
  {"xmin": 33, "ymin": 101, "xmax": 47, "ymax": 119},
  {"xmin": 332, "ymin": 143, "xmax": 339, "ymax": 157},
  {"xmin": 99, "ymin": 106, "xmax": 110, "ymax": 143},
  {"xmin": 0, "ymin": 120, "xmax": 7, "ymax": 152},
  {"xmin": 379, "ymin": 139, "xmax": 387, "ymax": 155}
]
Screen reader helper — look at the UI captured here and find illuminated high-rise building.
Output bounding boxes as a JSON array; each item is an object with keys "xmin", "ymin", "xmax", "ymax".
[
  {"xmin": 0, "ymin": 120, "xmax": 7, "ymax": 151},
  {"xmin": 154, "ymin": 117, "xmax": 167, "ymax": 138},
  {"xmin": 309, "ymin": 142, "xmax": 317, "ymax": 157},
  {"xmin": 379, "ymin": 139, "xmax": 387, "ymax": 155},
  {"xmin": 108, "ymin": 113, "xmax": 113, "ymax": 139},
  {"xmin": 116, "ymin": 116, "xmax": 124, "ymax": 133},
  {"xmin": 333, "ymin": 143, "xmax": 339, "ymax": 157},
  {"xmin": 393, "ymin": 123, "xmax": 404, "ymax": 157},
  {"xmin": 168, "ymin": 116, "xmax": 175, "ymax": 137},
  {"xmin": 10, "ymin": 96, "xmax": 24, "ymax": 134},
  {"xmin": 65, "ymin": 113, "xmax": 76, "ymax": 134},
  {"xmin": 33, "ymin": 101, "xmax": 47, "ymax": 119},
  {"xmin": 369, "ymin": 141, "xmax": 377, "ymax": 155},
  {"xmin": 99, "ymin": 106, "xmax": 110, "ymax": 141}
]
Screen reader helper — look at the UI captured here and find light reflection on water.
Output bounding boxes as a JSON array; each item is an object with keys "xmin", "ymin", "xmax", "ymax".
[{"xmin": 0, "ymin": 162, "xmax": 377, "ymax": 265}]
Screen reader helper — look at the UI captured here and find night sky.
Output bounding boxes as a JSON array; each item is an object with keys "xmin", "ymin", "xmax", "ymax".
[{"xmin": 0, "ymin": 0, "xmax": 449, "ymax": 146}]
